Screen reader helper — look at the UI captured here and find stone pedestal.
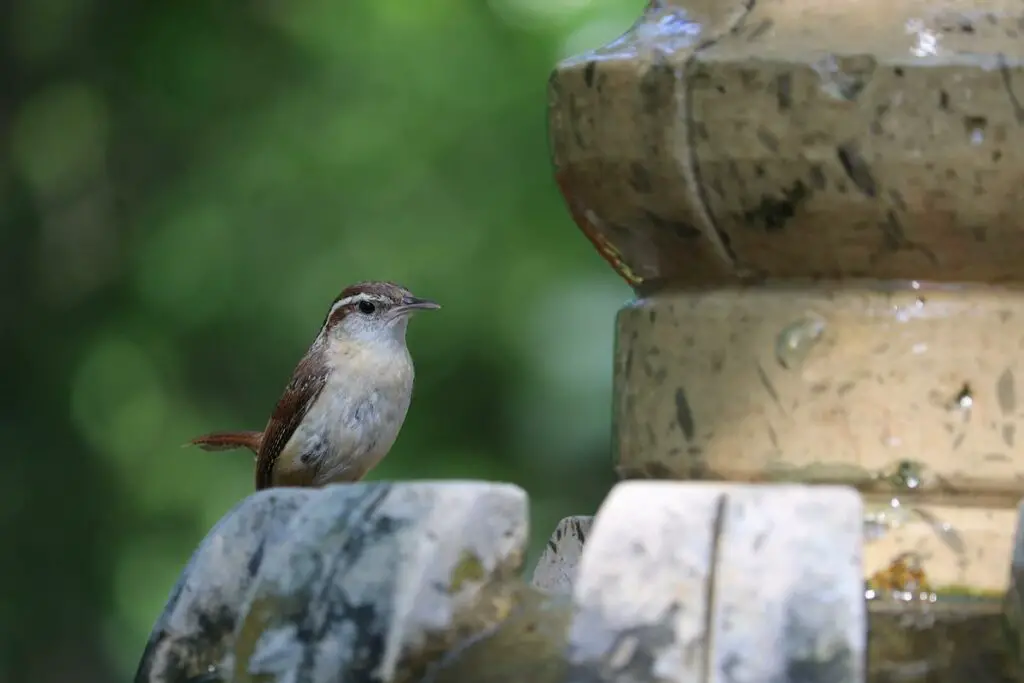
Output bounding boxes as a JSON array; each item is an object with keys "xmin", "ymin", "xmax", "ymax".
[{"xmin": 544, "ymin": 0, "xmax": 1024, "ymax": 677}]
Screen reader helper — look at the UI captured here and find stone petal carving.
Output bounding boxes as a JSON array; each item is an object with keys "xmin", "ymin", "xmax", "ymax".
[
  {"xmin": 567, "ymin": 481, "xmax": 865, "ymax": 683},
  {"xmin": 531, "ymin": 516, "xmax": 593, "ymax": 595},
  {"xmin": 135, "ymin": 481, "xmax": 528, "ymax": 683},
  {"xmin": 136, "ymin": 488, "xmax": 313, "ymax": 682}
]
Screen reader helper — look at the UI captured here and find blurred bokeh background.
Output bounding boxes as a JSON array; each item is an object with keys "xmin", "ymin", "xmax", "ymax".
[{"xmin": 0, "ymin": 0, "xmax": 646, "ymax": 680}]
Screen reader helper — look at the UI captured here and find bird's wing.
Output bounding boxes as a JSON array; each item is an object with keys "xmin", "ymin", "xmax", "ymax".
[{"xmin": 255, "ymin": 344, "xmax": 329, "ymax": 490}]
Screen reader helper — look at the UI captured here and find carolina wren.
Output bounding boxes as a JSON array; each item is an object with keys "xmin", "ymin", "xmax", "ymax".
[{"xmin": 189, "ymin": 281, "xmax": 440, "ymax": 489}]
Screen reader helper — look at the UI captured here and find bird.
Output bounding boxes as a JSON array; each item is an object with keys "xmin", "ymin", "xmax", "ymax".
[{"xmin": 188, "ymin": 280, "xmax": 440, "ymax": 490}]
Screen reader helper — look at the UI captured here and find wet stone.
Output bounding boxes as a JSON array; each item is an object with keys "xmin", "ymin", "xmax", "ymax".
[
  {"xmin": 775, "ymin": 315, "xmax": 827, "ymax": 370},
  {"xmin": 420, "ymin": 587, "xmax": 576, "ymax": 683}
]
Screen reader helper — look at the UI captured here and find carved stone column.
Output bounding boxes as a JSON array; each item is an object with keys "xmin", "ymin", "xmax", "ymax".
[{"xmin": 547, "ymin": 0, "xmax": 1024, "ymax": 674}]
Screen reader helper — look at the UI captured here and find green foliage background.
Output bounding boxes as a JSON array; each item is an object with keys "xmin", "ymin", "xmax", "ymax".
[{"xmin": 0, "ymin": 0, "xmax": 645, "ymax": 679}]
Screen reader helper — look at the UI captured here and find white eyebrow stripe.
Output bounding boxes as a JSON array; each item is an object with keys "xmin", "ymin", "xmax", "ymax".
[{"xmin": 328, "ymin": 292, "xmax": 389, "ymax": 318}]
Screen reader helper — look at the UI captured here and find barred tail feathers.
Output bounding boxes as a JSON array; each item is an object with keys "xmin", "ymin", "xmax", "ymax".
[{"xmin": 187, "ymin": 430, "xmax": 262, "ymax": 454}]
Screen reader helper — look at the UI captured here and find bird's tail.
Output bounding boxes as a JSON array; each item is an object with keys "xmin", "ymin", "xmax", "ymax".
[{"xmin": 187, "ymin": 430, "xmax": 262, "ymax": 454}]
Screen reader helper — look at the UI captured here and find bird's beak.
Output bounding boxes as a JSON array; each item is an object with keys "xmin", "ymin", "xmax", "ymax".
[{"xmin": 393, "ymin": 296, "xmax": 441, "ymax": 316}]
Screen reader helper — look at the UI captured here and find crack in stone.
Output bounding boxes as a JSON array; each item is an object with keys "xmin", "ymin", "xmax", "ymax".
[
  {"xmin": 997, "ymin": 53, "xmax": 1024, "ymax": 123},
  {"xmin": 700, "ymin": 493, "xmax": 728, "ymax": 683},
  {"xmin": 678, "ymin": 0, "xmax": 759, "ymax": 275}
]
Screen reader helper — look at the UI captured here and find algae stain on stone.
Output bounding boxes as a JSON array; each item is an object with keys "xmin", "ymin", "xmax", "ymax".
[
  {"xmin": 231, "ymin": 596, "xmax": 279, "ymax": 683},
  {"xmin": 449, "ymin": 551, "xmax": 486, "ymax": 593}
]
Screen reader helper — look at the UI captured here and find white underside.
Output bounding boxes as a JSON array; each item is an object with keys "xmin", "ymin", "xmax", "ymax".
[{"xmin": 277, "ymin": 339, "xmax": 415, "ymax": 484}]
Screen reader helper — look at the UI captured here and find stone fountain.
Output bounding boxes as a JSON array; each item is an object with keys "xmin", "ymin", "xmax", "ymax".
[{"xmin": 135, "ymin": 1, "xmax": 1024, "ymax": 681}]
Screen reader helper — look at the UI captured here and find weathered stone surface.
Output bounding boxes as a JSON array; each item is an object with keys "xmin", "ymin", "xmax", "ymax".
[
  {"xmin": 613, "ymin": 286, "xmax": 1024, "ymax": 593},
  {"xmin": 566, "ymin": 481, "xmax": 865, "ymax": 683},
  {"xmin": 135, "ymin": 487, "xmax": 314, "ymax": 683},
  {"xmin": 550, "ymin": 0, "xmax": 1024, "ymax": 286},
  {"xmin": 135, "ymin": 481, "xmax": 528, "ymax": 683},
  {"xmin": 420, "ymin": 586, "xmax": 575, "ymax": 683},
  {"xmin": 869, "ymin": 599, "xmax": 1014, "ymax": 683},
  {"xmin": 531, "ymin": 516, "xmax": 593, "ymax": 595},
  {"xmin": 614, "ymin": 286, "xmax": 1024, "ymax": 501}
]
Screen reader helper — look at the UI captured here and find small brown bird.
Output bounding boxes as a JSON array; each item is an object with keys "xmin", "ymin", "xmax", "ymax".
[{"xmin": 189, "ymin": 281, "xmax": 440, "ymax": 490}]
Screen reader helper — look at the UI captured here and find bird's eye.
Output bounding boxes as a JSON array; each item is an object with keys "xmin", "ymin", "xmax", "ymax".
[{"xmin": 358, "ymin": 300, "xmax": 376, "ymax": 315}]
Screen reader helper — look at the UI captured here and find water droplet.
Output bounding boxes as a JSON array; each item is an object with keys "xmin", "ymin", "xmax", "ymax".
[
  {"xmin": 893, "ymin": 460, "xmax": 923, "ymax": 489},
  {"xmin": 954, "ymin": 384, "xmax": 973, "ymax": 410},
  {"xmin": 810, "ymin": 54, "xmax": 876, "ymax": 101},
  {"xmin": 905, "ymin": 19, "xmax": 940, "ymax": 58},
  {"xmin": 912, "ymin": 507, "xmax": 966, "ymax": 556},
  {"xmin": 964, "ymin": 116, "xmax": 987, "ymax": 145},
  {"xmin": 863, "ymin": 497, "xmax": 912, "ymax": 534},
  {"xmin": 775, "ymin": 315, "xmax": 826, "ymax": 370}
]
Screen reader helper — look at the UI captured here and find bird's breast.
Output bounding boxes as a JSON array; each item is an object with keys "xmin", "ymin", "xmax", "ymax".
[{"xmin": 281, "ymin": 348, "xmax": 415, "ymax": 483}]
